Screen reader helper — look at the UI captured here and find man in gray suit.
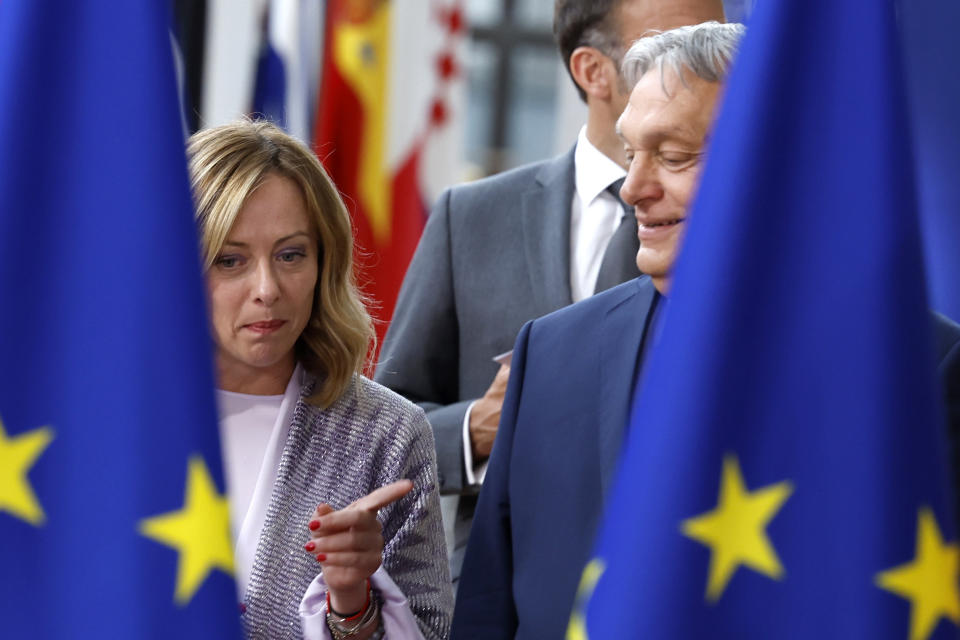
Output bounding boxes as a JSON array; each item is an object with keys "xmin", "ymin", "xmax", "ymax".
[{"xmin": 374, "ymin": 0, "xmax": 725, "ymax": 583}]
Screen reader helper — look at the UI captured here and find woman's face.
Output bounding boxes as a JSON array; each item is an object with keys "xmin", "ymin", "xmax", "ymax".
[{"xmin": 207, "ymin": 172, "xmax": 318, "ymax": 391}]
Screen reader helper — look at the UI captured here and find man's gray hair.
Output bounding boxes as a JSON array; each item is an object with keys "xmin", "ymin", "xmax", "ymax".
[{"xmin": 622, "ymin": 21, "xmax": 746, "ymax": 89}]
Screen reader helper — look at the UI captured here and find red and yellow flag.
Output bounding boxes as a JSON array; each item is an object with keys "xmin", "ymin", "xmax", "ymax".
[{"xmin": 315, "ymin": 0, "xmax": 466, "ymax": 349}]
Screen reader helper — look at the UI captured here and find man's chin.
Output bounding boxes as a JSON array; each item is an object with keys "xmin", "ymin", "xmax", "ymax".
[{"xmin": 636, "ymin": 250, "xmax": 673, "ymax": 283}]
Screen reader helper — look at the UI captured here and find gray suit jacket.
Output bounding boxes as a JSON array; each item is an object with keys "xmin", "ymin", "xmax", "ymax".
[
  {"xmin": 375, "ymin": 148, "xmax": 580, "ymax": 494},
  {"xmin": 375, "ymin": 147, "xmax": 640, "ymax": 581}
]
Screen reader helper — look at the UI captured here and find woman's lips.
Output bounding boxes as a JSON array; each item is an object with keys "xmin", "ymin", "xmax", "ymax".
[{"xmin": 244, "ymin": 320, "xmax": 286, "ymax": 334}]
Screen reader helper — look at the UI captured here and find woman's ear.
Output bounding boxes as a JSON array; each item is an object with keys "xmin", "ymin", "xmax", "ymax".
[{"xmin": 569, "ymin": 46, "xmax": 617, "ymax": 101}]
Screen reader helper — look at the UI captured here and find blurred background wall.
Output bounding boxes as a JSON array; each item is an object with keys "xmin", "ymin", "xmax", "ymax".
[
  {"xmin": 168, "ymin": 0, "xmax": 755, "ymax": 339},
  {"xmin": 169, "ymin": 0, "xmax": 959, "ymax": 335},
  {"xmin": 173, "ymin": 0, "xmax": 754, "ymax": 179}
]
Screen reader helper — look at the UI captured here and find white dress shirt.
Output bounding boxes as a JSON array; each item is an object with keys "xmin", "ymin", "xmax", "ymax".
[{"xmin": 569, "ymin": 125, "xmax": 628, "ymax": 303}]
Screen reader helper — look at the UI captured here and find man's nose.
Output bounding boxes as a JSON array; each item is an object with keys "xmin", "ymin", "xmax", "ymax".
[
  {"xmin": 620, "ymin": 156, "xmax": 663, "ymax": 211},
  {"xmin": 253, "ymin": 261, "xmax": 280, "ymax": 305}
]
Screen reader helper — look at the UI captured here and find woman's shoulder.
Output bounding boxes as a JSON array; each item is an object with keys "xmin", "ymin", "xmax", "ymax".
[
  {"xmin": 353, "ymin": 374, "xmax": 426, "ymax": 417},
  {"xmin": 319, "ymin": 376, "xmax": 436, "ymax": 478},
  {"xmin": 312, "ymin": 374, "xmax": 429, "ymax": 436}
]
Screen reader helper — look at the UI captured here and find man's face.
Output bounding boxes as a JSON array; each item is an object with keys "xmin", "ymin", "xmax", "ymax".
[
  {"xmin": 609, "ymin": 0, "xmax": 725, "ymax": 114},
  {"xmin": 618, "ymin": 67, "xmax": 720, "ymax": 292}
]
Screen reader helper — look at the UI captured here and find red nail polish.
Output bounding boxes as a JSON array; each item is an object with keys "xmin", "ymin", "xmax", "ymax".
[
  {"xmin": 304, "ymin": 542, "xmax": 315, "ymax": 551},
  {"xmin": 308, "ymin": 520, "xmax": 320, "ymax": 531},
  {"xmin": 316, "ymin": 553, "xmax": 326, "ymax": 562}
]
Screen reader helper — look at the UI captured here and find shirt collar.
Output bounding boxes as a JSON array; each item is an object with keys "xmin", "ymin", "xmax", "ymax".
[{"xmin": 573, "ymin": 125, "xmax": 627, "ymax": 207}]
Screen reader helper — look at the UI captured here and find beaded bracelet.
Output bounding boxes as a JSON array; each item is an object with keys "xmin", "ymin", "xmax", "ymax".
[
  {"xmin": 326, "ymin": 581, "xmax": 381, "ymax": 639},
  {"xmin": 326, "ymin": 579, "xmax": 371, "ymax": 621}
]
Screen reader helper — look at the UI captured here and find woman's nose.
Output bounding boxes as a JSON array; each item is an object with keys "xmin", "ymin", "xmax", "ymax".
[{"xmin": 253, "ymin": 262, "xmax": 280, "ymax": 305}]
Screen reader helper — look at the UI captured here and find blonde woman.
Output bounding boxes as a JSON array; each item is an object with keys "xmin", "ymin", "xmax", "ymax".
[{"xmin": 188, "ymin": 120, "xmax": 452, "ymax": 639}]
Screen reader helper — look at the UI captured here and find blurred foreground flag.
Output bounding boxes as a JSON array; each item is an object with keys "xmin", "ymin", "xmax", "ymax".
[
  {"xmin": 900, "ymin": 0, "xmax": 960, "ymax": 321},
  {"xmin": 0, "ymin": 2, "xmax": 241, "ymax": 637},
  {"xmin": 315, "ymin": 0, "xmax": 466, "ymax": 345},
  {"xmin": 571, "ymin": 0, "xmax": 958, "ymax": 638}
]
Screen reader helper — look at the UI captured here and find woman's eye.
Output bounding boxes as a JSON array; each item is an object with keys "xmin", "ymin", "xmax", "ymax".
[
  {"xmin": 277, "ymin": 250, "xmax": 306, "ymax": 263},
  {"xmin": 215, "ymin": 255, "xmax": 242, "ymax": 269}
]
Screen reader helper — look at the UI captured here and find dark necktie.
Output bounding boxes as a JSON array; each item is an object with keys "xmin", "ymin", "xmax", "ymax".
[{"xmin": 594, "ymin": 178, "xmax": 641, "ymax": 294}]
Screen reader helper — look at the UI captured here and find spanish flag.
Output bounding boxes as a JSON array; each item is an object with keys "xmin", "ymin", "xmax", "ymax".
[{"xmin": 315, "ymin": 0, "xmax": 466, "ymax": 347}]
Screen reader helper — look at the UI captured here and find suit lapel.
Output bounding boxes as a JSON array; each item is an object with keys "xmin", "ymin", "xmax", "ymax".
[
  {"xmin": 521, "ymin": 146, "xmax": 576, "ymax": 314},
  {"xmin": 597, "ymin": 278, "xmax": 657, "ymax": 500}
]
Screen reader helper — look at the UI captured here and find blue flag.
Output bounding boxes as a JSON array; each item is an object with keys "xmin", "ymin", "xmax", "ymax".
[
  {"xmin": 900, "ymin": 0, "xmax": 960, "ymax": 322},
  {"xmin": 0, "ymin": 2, "xmax": 241, "ymax": 636},
  {"xmin": 252, "ymin": 10, "xmax": 289, "ymax": 131},
  {"xmin": 573, "ymin": 1, "xmax": 958, "ymax": 639}
]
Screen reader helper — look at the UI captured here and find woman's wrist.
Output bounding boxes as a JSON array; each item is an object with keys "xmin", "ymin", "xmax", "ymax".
[
  {"xmin": 326, "ymin": 580, "xmax": 381, "ymax": 640},
  {"xmin": 328, "ymin": 581, "xmax": 369, "ymax": 616}
]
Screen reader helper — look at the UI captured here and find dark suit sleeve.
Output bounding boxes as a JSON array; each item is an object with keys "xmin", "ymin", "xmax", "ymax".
[
  {"xmin": 450, "ymin": 320, "xmax": 531, "ymax": 640},
  {"xmin": 375, "ymin": 188, "xmax": 473, "ymax": 495},
  {"xmin": 935, "ymin": 314, "xmax": 960, "ymax": 521}
]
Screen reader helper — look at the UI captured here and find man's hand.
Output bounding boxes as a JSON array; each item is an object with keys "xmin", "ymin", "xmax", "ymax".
[
  {"xmin": 304, "ymin": 480, "xmax": 413, "ymax": 614},
  {"xmin": 469, "ymin": 364, "xmax": 510, "ymax": 461}
]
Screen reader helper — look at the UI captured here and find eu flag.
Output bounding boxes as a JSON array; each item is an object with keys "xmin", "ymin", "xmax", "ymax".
[
  {"xmin": 900, "ymin": 0, "xmax": 960, "ymax": 322},
  {"xmin": 0, "ymin": 2, "xmax": 242, "ymax": 636},
  {"xmin": 573, "ymin": 0, "xmax": 958, "ymax": 638}
]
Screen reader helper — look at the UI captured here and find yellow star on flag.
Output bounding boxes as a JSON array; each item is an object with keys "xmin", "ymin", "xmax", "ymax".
[
  {"xmin": 566, "ymin": 559, "xmax": 606, "ymax": 640},
  {"xmin": 0, "ymin": 415, "xmax": 54, "ymax": 526},
  {"xmin": 681, "ymin": 454, "xmax": 793, "ymax": 602},
  {"xmin": 876, "ymin": 507, "xmax": 960, "ymax": 640},
  {"xmin": 139, "ymin": 455, "xmax": 234, "ymax": 605}
]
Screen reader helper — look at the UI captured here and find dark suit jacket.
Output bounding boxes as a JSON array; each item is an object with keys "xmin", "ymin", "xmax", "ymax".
[
  {"xmin": 934, "ymin": 312, "xmax": 960, "ymax": 514},
  {"xmin": 451, "ymin": 278, "xmax": 960, "ymax": 640},
  {"xmin": 452, "ymin": 278, "xmax": 658, "ymax": 640}
]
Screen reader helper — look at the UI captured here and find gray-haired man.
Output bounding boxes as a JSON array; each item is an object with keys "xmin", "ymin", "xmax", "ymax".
[
  {"xmin": 451, "ymin": 22, "xmax": 746, "ymax": 639},
  {"xmin": 452, "ymin": 19, "xmax": 960, "ymax": 639}
]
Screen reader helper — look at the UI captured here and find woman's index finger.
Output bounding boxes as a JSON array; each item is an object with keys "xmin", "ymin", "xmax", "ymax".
[{"xmin": 352, "ymin": 479, "xmax": 413, "ymax": 513}]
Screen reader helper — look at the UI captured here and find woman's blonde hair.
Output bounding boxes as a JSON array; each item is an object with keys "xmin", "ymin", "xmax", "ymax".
[{"xmin": 187, "ymin": 119, "xmax": 373, "ymax": 407}]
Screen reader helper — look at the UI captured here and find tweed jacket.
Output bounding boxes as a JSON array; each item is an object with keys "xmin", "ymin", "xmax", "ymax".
[{"xmin": 240, "ymin": 373, "xmax": 453, "ymax": 639}]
